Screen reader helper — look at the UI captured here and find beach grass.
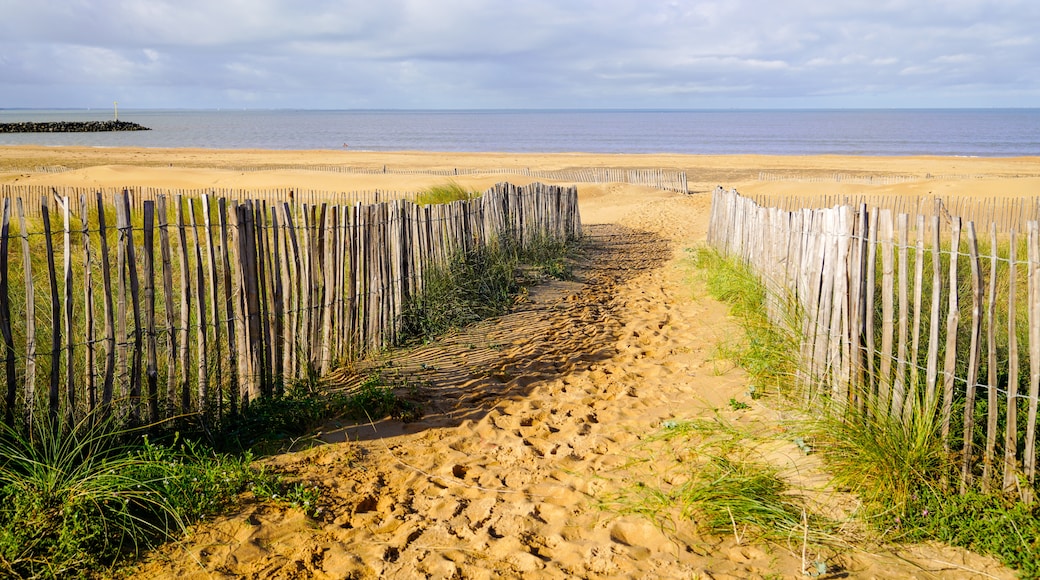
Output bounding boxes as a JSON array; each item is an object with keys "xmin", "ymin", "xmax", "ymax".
[
  {"xmin": 400, "ymin": 232, "xmax": 575, "ymax": 341},
  {"xmin": 693, "ymin": 244, "xmax": 1040, "ymax": 578},
  {"xmin": 0, "ymin": 414, "xmax": 258, "ymax": 578},
  {"xmin": 601, "ymin": 414, "xmax": 839, "ymax": 570},
  {"xmin": 415, "ymin": 181, "xmax": 480, "ymax": 206}
]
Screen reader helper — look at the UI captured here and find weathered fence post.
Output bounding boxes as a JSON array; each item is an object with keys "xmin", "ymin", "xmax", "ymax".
[
  {"xmin": 156, "ymin": 196, "xmax": 178, "ymax": 416},
  {"xmin": 118, "ymin": 191, "xmax": 143, "ymax": 425},
  {"xmin": 960, "ymin": 222, "xmax": 983, "ymax": 493},
  {"xmin": 941, "ymin": 218, "xmax": 962, "ymax": 459},
  {"xmin": 61, "ymin": 196, "xmax": 74, "ymax": 425},
  {"xmin": 176, "ymin": 195, "xmax": 192, "ymax": 414},
  {"xmin": 0, "ymin": 199, "xmax": 14, "ymax": 426},
  {"xmin": 142, "ymin": 201, "xmax": 159, "ymax": 423},
  {"xmin": 1004, "ymin": 229, "xmax": 1021, "ymax": 494},
  {"xmin": 188, "ymin": 198, "xmax": 209, "ymax": 416},
  {"xmin": 40, "ymin": 199, "xmax": 61, "ymax": 424},
  {"xmin": 94, "ymin": 194, "xmax": 115, "ymax": 420},
  {"xmin": 218, "ymin": 199, "xmax": 240, "ymax": 417},
  {"xmin": 202, "ymin": 195, "xmax": 224, "ymax": 416}
]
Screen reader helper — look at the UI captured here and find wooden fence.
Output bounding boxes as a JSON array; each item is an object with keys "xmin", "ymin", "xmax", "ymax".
[
  {"xmin": 0, "ymin": 182, "xmax": 581, "ymax": 430},
  {"xmin": 9, "ymin": 165, "xmax": 690, "ymax": 195},
  {"xmin": 709, "ymin": 186, "xmax": 1039, "ymax": 500},
  {"xmin": 0, "ymin": 185, "xmax": 417, "ymax": 220},
  {"xmin": 749, "ymin": 191, "xmax": 1040, "ymax": 235},
  {"xmin": 755, "ymin": 172, "xmax": 1031, "ymax": 185}
]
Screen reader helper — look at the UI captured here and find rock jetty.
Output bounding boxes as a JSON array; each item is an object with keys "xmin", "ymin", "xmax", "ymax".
[{"xmin": 0, "ymin": 120, "xmax": 151, "ymax": 133}]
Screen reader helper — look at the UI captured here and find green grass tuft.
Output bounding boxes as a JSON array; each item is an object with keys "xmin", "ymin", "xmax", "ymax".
[
  {"xmin": 605, "ymin": 415, "xmax": 834, "ymax": 545},
  {"xmin": 673, "ymin": 456, "xmax": 824, "ymax": 543},
  {"xmin": 0, "ymin": 416, "xmax": 261, "ymax": 578},
  {"xmin": 811, "ymin": 394, "xmax": 949, "ymax": 512},
  {"xmin": 690, "ymin": 247, "xmax": 800, "ymax": 394},
  {"xmin": 690, "ymin": 244, "xmax": 1040, "ymax": 578},
  {"xmin": 415, "ymin": 181, "xmax": 480, "ymax": 206},
  {"xmin": 401, "ymin": 233, "xmax": 575, "ymax": 341}
]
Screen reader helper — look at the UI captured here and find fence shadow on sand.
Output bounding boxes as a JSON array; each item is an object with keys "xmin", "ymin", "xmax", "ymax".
[{"xmin": 319, "ymin": 223, "xmax": 671, "ymax": 443}]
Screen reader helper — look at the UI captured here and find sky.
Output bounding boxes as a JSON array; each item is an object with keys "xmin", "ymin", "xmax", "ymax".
[{"xmin": 1, "ymin": 0, "xmax": 1038, "ymax": 110}]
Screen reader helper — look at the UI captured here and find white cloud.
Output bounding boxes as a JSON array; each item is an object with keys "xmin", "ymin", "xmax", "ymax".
[{"xmin": 0, "ymin": 0, "xmax": 1037, "ymax": 108}]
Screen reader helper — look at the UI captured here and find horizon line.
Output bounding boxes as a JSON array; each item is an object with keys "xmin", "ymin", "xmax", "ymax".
[{"xmin": 3, "ymin": 106, "xmax": 1038, "ymax": 113}]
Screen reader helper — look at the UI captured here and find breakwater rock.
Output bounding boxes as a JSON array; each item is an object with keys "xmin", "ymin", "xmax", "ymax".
[{"xmin": 0, "ymin": 120, "xmax": 151, "ymax": 133}]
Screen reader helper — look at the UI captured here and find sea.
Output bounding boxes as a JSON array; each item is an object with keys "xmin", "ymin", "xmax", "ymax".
[{"xmin": 0, "ymin": 108, "xmax": 1038, "ymax": 157}]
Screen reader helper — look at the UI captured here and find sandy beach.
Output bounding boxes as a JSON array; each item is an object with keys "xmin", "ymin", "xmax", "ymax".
[
  {"xmin": 4, "ymin": 145, "xmax": 1040, "ymax": 192},
  {"xmin": 3, "ymin": 145, "xmax": 1037, "ymax": 578}
]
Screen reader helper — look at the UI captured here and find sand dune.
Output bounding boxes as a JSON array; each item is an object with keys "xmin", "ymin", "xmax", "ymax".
[{"xmin": 1, "ymin": 146, "xmax": 1031, "ymax": 578}]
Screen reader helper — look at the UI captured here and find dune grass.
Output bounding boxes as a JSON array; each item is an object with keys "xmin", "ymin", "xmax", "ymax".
[
  {"xmin": 689, "ymin": 247, "xmax": 800, "ymax": 395},
  {"xmin": 0, "ymin": 415, "xmax": 257, "ymax": 578},
  {"xmin": 612, "ymin": 455, "xmax": 825, "ymax": 543},
  {"xmin": 0, "ymin": 373, "xmax": 403, "ymax": 579},
  {"xmin": 601, "ymin": 414, "xmax": 838, "ymax": 576},
  {"xmin": 690, "ymin": 245, "xmax": 1040, "ymax": 578},
  {"xmin": 415, "ymin": 181, "xmax": 480, "ymax": 206},
  {"xmin": 810, "ymin": 393, "xmax": 949, "ymax": 512},
  {"xmin": 400, "ymin": 232, "xmax": 575, "ymax": 341}
]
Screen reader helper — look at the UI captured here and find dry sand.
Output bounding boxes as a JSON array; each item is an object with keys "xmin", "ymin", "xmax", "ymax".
[{"xmin": 3, "ymin": 146, "xmax": 1036, "ymax": 579}]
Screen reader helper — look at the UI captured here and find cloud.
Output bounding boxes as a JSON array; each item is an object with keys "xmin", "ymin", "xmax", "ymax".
[{"xmin": 0, "ymin": 0, "xmax": 1037, "ymax": 108}]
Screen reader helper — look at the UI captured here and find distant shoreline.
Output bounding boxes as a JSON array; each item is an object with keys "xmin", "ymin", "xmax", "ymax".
[
  {"xmin": 0, "ymin": 110, "xmax": 1036, "ymax": 156},
  {"xmin": 0, "ymin": 120, "xmax": 150, "ymax": 133}
]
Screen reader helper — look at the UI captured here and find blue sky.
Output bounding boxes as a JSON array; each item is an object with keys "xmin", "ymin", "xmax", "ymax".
[{"xmin": 1, "ymin": 0, "xmax": 1037, "ymax": 109}]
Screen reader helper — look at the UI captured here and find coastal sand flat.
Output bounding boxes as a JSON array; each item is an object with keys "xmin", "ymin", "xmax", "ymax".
[{"xmin": 2, "ymin": 147, "xmax": 1033, "ymax": 578}]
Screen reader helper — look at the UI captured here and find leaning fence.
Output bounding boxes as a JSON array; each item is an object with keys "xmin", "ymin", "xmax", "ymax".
[
  {"xmin": 0, "ymin": 182, "xmax": 581, "ymax": 431},
  {"xmin": 709, "ymin": 186, "xmax": 1040, "ymax": 501}
]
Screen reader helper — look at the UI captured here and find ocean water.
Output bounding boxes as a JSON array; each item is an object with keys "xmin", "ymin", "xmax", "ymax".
[{"xmin": 0, "ymin": 109, "xmax": 1037, "ymax": 157}]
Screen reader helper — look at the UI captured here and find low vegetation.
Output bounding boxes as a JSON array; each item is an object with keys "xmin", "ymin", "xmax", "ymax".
[
  {"xmin": 415, "ymin": 181, "xmax": 479, "ymax": 206},
  {"xmin": 0, "ymin": 376, "xmax": 423, "ymax": 578},
  {"xmin": 604, "ymin": 416, "xmax": 835, "ymax": 552},
  {"xmin": 688, "ymin": 246, "xmax": 1040, "ymax": 579},
  {"xmin": 690, "ymin": 247, "xmax": 800, "ymax": 394},
  {"xmin": 401, "ymin": 232, "xmax": 575, "ymax": 340},
  {"xmin": 0, "ymin": 416, "xmax": 256, "ymax": 578},
  {"xmin": 0, "ymin": 193, "xmax": 577, "ymax": 577}
]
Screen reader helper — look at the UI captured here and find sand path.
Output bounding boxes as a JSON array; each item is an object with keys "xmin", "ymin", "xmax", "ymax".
[
  {"xmin": 2, "ymin": 147, "xmax": 1026, "ymax": 578},
  {"xmin": 131, "ymin": 184, "xmax": 1013, "ymax": 579}
]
